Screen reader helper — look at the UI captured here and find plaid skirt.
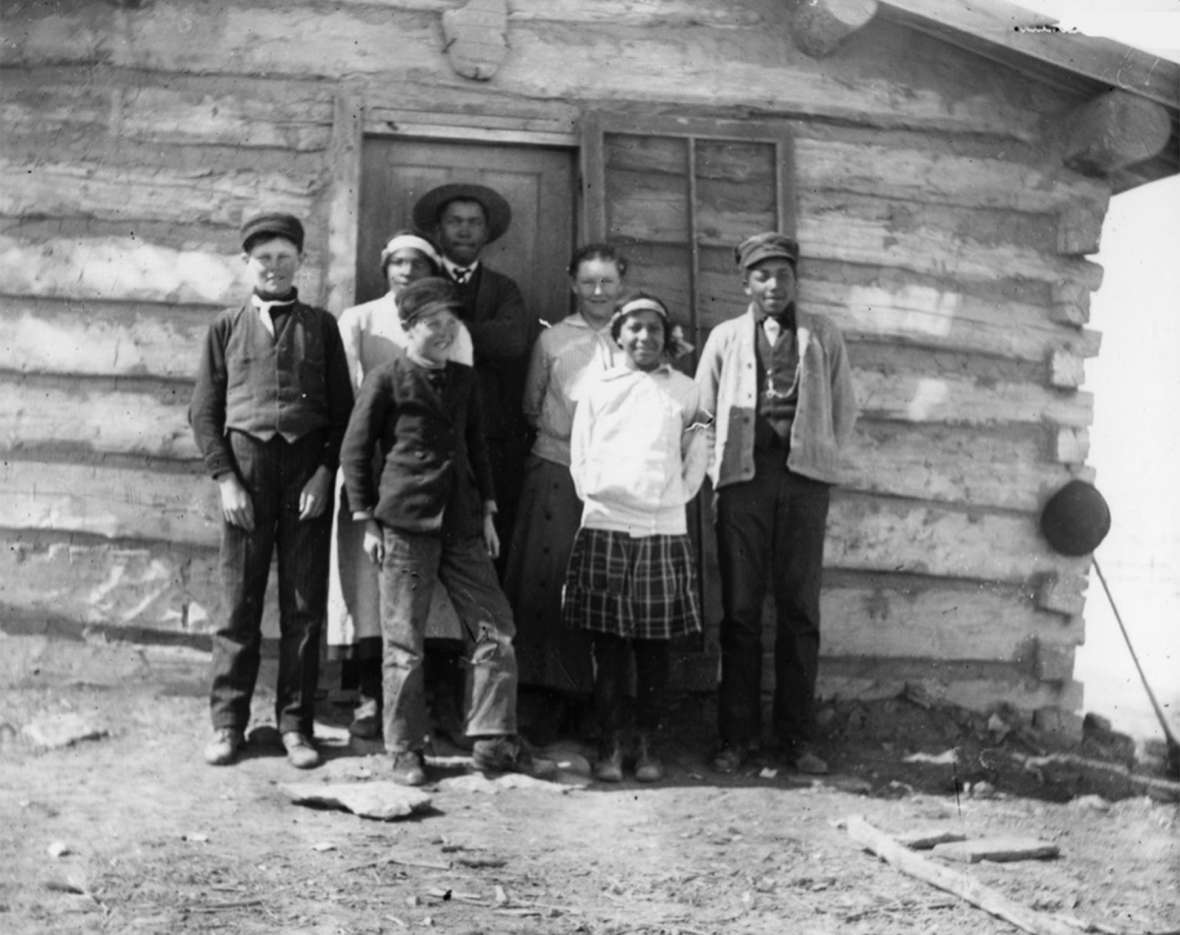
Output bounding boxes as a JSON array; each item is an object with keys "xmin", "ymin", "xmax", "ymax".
[{"xmin": 562, "ymin": 527, "xmax": 703, "ymax": 640}]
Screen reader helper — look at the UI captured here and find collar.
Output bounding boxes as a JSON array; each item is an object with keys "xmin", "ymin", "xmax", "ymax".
[
  {"xmin": 405, "ymin": 348, "xmax": 447, "ymax": 371},
  {"xmin": 442, "ymin": 257, "xmax": 480, "ymax": 279},
  {"xmin": 750, "ymin": 300, "xmax": 796, "ymax": 327},
  {"xmin": 601, "ymin": 362, "xmax": 672, "ymax": 381},
  {"xmin": 251, "ymin": 290, "xmax": 298, "ymax": 336},
  {"xmin": 571, "ymin": 312, "xmax": 613, "ymax": 333}
]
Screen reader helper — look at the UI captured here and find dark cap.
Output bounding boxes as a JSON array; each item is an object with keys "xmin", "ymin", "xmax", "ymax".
[
  {"xmin": 240, "ymin": 212, "xmax": 305, "ymax": 253},
  {"xmin": 412, "ymin": 183, "xmax": 512, "ymax": 244},
  {"xmin": 735, "ymin": 232, "xmax": 799, "ymax": 269},
  {"xmin": 397, "ymin": 276, "xmax": 464, "ymax": 327}
]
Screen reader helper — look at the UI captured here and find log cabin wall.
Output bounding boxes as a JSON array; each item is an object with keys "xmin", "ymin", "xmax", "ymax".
[{"xmin": 0, "ymin": 0, "xmax": 1152, "ymax": 718}]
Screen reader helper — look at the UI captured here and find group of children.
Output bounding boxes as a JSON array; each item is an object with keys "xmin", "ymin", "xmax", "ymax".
[{"xmin": 193, "ymin": 210, "xmax": 855, "ymax": 785}]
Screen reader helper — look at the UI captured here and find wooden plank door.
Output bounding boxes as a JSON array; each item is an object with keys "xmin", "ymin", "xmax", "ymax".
[
  {"xmin": 357, "ymin": 138, "xmax": 576, "ymax": 323},
  {"xmin": 356, "ymin": 138, "xmax": 575, "ymax": 639}
]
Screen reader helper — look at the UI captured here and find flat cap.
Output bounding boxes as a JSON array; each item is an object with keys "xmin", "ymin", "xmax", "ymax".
[
  {"xmin": 240, "ymin": 212, "xmax": 305, "ymax": 253},
  {"xmin": 397, "ymin": 276, "xmax": 464, "ymax": 327},
  {"xmin": 735, "ymin": 232, "xmax": 799, "ymax": 269}
]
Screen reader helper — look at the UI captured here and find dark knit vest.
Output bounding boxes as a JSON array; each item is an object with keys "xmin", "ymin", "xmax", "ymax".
[
  {"xmin": 754, "ymin": 316, "xmax": 799, "ymax": 451},
  {"xmin": 224, "ymin": 301, "xmax": 332, "ymax": 443}
]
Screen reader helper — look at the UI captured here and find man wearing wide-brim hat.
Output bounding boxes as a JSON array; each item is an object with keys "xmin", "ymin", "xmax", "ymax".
[
  {"xmin": 694, "ymin": 232, "xmax": 857, "ymax": 778},
  {"xmin": 412, "ymin": 182, "xmax": 531, "ymax": 566}
]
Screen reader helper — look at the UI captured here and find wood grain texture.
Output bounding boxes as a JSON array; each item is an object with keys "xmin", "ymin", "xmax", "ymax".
[
  {"xmin": 0, "ymin": 156, "xmax": 319, "ymax": 227},
  {"xmin": 825, "ymin": 493, "xmax": 1093, "ymax": 583},
  {"xmin": 0, "ymin": 460, "xmax": 218, "ymax": 547},
  {"xmin": 0, "ymin": 234, "xmax": 322, "ymax": 307},
  {"xmin": 0, "ymin": 297, "xmax": 210, "ymax": 379},
  {"xmin": 0, "ymin": 378, "xmax": 197, "ymax": 460},
  {"xmin": 1, "ymin": 1, "xmax": 1054, "ymax": 139}
]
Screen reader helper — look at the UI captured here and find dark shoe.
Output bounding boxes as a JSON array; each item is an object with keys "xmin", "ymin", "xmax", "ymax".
[
  {"xmin": 349, "ymin": 697, "xmax": 382, "ymax": 740},
  {"xmin": 634, "ymin": 733, "xmax": 664, "ymax": 783},
  {"xmin": 389, "ymin": 750, "xmax": 427, "ymax": 786},
  {"xmin": 281, "ymin": 731, "xmax": 321, "ymax": 770},
  {"xmin": 712, "ymin": 742, "xmax": 747, "ymax": 775},
  {"xmin": 472, "ymin": 735, "xmax": 556, "ymax": 778},
  {"xmin": 594, "ymin": 736, "xmax": 624, "ymax": 783},
  {"xmin": 204, "ymin": 727, "xmax": 244, "ymax": 766}
]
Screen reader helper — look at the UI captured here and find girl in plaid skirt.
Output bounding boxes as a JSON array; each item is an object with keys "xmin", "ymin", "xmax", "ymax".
[{"xmin": 562, "ymin": 292, "xmax": 713, "ymax": 782}]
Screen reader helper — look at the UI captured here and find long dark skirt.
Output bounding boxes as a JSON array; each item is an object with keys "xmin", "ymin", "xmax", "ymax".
[{"xmin": 502, "ymin": 455, "xmax": 593, "ymax": 694}]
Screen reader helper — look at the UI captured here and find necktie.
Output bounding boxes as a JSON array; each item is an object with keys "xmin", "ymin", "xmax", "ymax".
[
  {"xmin": 763, "ymin": 316, "xmax": 781, "ymax": 346},
  {"xmin": 452, "ymin": 267, "xmax": 472, "ymax": 285}
]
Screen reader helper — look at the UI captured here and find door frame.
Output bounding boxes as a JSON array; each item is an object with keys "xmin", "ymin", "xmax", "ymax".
[{"xmin": 322, "ymin": 88, "xmax": 579, "ymax": 315}]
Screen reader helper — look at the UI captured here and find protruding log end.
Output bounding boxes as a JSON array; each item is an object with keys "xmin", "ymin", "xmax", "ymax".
[{"xmin": 790, "ymin": 0, "xmax": 878, "ymax": 58}]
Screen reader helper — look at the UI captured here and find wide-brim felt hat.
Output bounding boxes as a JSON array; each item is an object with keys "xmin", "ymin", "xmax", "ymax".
[{"xmin": 412, "ymin": 183, "xmax": 512, "ymax": 244}]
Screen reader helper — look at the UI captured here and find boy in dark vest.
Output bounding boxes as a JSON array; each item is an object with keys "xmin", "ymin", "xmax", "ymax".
[{"xmin": 191, "ymin": 212, "xmax": 354, "ymax": 769}]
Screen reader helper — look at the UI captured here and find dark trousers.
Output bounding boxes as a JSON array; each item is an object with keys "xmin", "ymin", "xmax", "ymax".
[
  {"xmin": 210, "ymin": 432, "xmax": 331, "ymax": 736},
  {"xmin": 716, "ymin": 451, "xmax": 830, "ymax": 747},
  {"xmin": 592, "ymin": 633, "xmax": 670, "ymax": 737}
]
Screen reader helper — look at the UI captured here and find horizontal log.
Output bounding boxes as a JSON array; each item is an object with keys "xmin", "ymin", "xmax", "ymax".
[
  {"xmin": 610, "ymin": 189, "xmax": 1104, "ymax": 291},
  {"xmin": 1, "ymin": 2, "xmax": 1048, "ymax": 140},
  {"xmin": 0, "ymin": 68, "xmax": 333, "ymax": 151},
  {"xmin": 795, "ymin": 280, "xmax": 1101, "ymax": 363},
  {"xmin": 1057, "ymin": 90, "xmax": 1173, "ymax": 177},
  {"xmin": 844, "ymin": 422, "xmax": 1094, "ymax": 511},
  {"xmin": 820, "ymin": 577, "xmax": 1084, "ymax": 661},
  {"xmin": 796, "ymin": 194, "xmax": 1104, "ymax": 291},
  {"xmin": 0, "ymin": 296, "xmax": 210, "ymax": 378},
  {"xmin": 825, "ymin": 493, "xmax": 1093, "ymax": 584},
  {"xmin": 0, "ymin": 378, "xmax": 197, "ymax": 460},
  {"xmin": 0, "ymin": 234, "xmax": 323, "ymax": 307},
  {"xmin": 0, "ymin": 156, "xmax": 319, "ymax": 227},
  {"xmin": 0, "ymin": 532, "xmax": 222, "ymax": 632},
  {"xmin": 795, "ymin": 135, "xmax": 1111, "ymax": 215},
  {"xmin": 0, "ymin": 458, "xmax": 1095, "ymax": 585},
  {"xmin": 855, "ymin": 369, "xmax": 1093, "ymax": 428},
  {"xmin": 0, "ymin": 460, "xmax": 219, "ymax": 547},
  {"xmin": 817, "ymin": 665, "xmax": 1083, "ymax": 714}
]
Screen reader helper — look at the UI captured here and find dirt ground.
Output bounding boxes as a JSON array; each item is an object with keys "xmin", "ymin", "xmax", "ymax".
[{"xmin": 1, "ymin": 641, "xmax": 1178, "ymax": 935}]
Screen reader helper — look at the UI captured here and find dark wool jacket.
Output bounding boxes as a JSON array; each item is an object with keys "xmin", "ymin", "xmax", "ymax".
[
  {"xmin": 189, "ymin": 295, "xmax": 354, "ymax": 479},
  {"xmin": 452, "ymin": 264, "xmax": 530, "ymax": 441},
  {"xmin": 339, "ymin": 355, "xmax": 495, "ymax": 537}
]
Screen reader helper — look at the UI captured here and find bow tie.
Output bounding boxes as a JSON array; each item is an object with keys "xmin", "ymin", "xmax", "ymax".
[{"xmin": 451, "ymin": 267, "xmax": 473, "ymax": 284}]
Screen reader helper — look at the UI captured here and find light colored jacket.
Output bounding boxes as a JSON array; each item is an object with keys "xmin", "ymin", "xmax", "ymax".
[
  {"xmin": 570, "ymin": 364, "xmax": 712, "ymax": 536},
  {"xmin": 694, "ymin": 305, "xmax": 856, "ymax": 488},
  {"xmin": 521, "ymin": 313, "xmax": 618, "ymax": 466}
]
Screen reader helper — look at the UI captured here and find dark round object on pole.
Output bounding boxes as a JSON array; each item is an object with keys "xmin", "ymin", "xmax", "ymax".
[{"xmin": 1040, "ymin": 479, "xmax": 1111, "ymax": 556}]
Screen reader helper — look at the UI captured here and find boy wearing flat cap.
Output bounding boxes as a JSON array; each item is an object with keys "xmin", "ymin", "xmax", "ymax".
[
  {"xmin": 339, "ymin": 277, "xmax": 546, "ymax": 786},
  {"xmin": 695, "ymin": 232, "xmax": 857, "ymax": 776},
  {"xmin": 191, "ymin": 212, "xmax": 354, "ymax": 769}
]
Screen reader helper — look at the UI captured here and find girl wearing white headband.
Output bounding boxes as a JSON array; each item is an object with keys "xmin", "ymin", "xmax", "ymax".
[
  {"xmin": 562, "ymin": 289, "xmax": 712, "ymax": 783},
  {"xmin": 327, "ymin": 229, "xmax": 474, "ymax": 740}
]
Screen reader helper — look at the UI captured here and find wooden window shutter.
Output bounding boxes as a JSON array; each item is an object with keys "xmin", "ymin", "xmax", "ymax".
[{"xmin": 579, "ymin": 113, "xmax": 796, "ymax": 359}]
